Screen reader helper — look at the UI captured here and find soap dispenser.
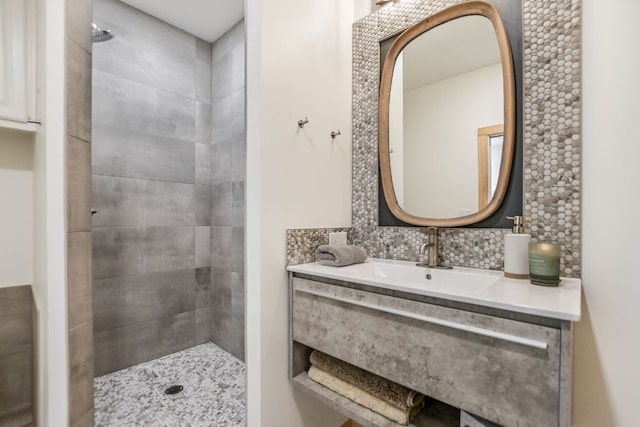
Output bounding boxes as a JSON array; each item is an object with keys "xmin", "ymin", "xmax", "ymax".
[{"xmin": 504, "ymin": 216, "xmax": 531, "ymax": 279}]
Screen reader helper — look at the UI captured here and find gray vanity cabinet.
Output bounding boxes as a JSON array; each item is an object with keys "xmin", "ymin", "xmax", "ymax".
[{"xmin": 289, "ymin": 274, "xmax": 573, "ymax": 427}]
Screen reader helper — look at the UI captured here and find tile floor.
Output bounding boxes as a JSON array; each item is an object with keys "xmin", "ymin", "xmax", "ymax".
[{"xmin": 94, "ymin": 342, "xmax": 245, "ymax": 426}]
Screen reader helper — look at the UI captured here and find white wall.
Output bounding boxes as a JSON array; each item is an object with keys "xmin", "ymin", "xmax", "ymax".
[
  {"xmin": 576, "ymin": 0, "xmax": 640, "ymax": 425},
  {"xmin": 403, "ymin": 63, "xmax": 502, "ymax": 218},
  {"xmin": 32, "ymin": 0, "xmax": 68, "ymax": 424},
  {"xmin": 353, "ymin": 0, "xmax": 375, "ymax": 21},
  {"xmin": 0, "ymin": 130, "xmax": 34, "ymax": 288},
  {"xmin": 245, "ymin": 0, "xmax": 353, "ymax": 425}
]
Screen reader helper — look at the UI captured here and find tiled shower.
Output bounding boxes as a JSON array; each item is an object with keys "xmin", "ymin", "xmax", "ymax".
[{"xmin": 91, "ymin": 0, "xmax": 245, "ymax": 377}]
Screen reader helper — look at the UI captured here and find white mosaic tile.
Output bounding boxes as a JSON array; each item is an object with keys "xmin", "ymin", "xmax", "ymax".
[
  {"xmin": 522, "ymin": 0, "xmax": 582, "ymax": 277},
  {"xmin": 287, "ymin": 228, "xmax": 355, "ymax": 265},
  {"xmin": 94, "ymin": 342, "xmax": 245, "ymax": 427}
]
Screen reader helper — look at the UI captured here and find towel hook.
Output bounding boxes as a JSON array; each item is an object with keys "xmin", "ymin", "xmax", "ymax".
[
  {"xmin": 298, "ymin": 117, "xmax": 309, "ymax": 128},
  {"xmin": 330, "ymin": 130, "xmax": 341, "ymax": 139}
]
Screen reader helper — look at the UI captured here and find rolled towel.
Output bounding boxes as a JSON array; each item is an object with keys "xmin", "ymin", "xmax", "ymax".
[
  {"xmin": 315, "ymin": 245, "xmax": 368, "ymax": 267},
  {"xmin": 308, "ymin": 365, "xmax": 423, "ymax": 425},
  {"xmin": 310, "ymin": 351, "xmax": 424, "ymax": 410}
]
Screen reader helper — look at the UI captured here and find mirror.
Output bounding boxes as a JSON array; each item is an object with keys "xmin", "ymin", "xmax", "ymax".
[{"xmin": 379, "ymin": 1, "xmax": 515, "ymax": 227}]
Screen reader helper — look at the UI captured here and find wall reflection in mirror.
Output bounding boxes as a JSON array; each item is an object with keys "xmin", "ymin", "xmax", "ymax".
[{"xmin": 388, "ymin": 15, "xmax": 503, "ymax": 219}]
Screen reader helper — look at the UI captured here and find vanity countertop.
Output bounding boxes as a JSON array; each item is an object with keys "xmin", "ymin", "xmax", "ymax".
[{"xmin": 287, "ymin": 258, "xmax": 581, "ymax": 321}]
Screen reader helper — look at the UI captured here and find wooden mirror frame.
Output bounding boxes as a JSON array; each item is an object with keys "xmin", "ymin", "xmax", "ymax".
[{"xmin": 378, "ymin": 0, "xmax": 516, "ymax": 227}]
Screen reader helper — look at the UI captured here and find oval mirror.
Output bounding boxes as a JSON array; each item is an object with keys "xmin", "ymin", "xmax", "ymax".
[{"xmin": 379, "ymin": 1, "xmax": 515, "ymax": 227}]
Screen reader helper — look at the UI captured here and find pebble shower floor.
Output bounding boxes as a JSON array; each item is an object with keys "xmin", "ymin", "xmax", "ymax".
[{"xmin": 94, "ymin": 343, "xmax": 246, "ymax": 426}]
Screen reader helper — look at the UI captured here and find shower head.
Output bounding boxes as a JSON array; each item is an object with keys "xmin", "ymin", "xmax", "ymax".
[{"xmin": 92, "ymin": 23, "xmax": 114, "ymax": 43}]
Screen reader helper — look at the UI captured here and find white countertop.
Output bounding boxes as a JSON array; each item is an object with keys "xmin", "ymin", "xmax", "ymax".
[{"xmin": 287, "ymin": 258, "xmax": 581, "ymax": 321}]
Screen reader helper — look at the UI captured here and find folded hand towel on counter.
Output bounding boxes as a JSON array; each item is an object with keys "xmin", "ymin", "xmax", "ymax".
[
  {"xmin": 308, "ymin": 365, "xmax": 423, "ymax": 425},
  {"xmin": 315, "ymin": 245, "xmax": 368, "ymax": 267},
  {"xmin": 310, "ymin": 350, "xmax": 424, "ymax": 410}
]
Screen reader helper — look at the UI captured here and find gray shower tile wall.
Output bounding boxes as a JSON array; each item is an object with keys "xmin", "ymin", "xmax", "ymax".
[
  {"xmin": 92, "ymin": 0, "xmax": 196, "ymax": 98},
  {"xmin": 196, "ymin": 101, "xmax": 213, "ymax": 144},
  {"xmin": 92, "ymin": 124, "xmax": 196, "ymax": 183},
  {"xmin": 92, "ymin": 70, "xmax": 197, "ymax": 140},
  {"xmin": 196, "ymin": 143, "xmax": 212, "ymax": 185},
  {"xmin": 93, "ymin": 312, "xmax": 197, "ymax": 375},
  {"xmin": 66, "ymin": 0, "xmax": 94, "ymax": 423},
  {"xmin": 93, "ymin": 269, "xmax": 198, "ymax": 331},
  {"xmin": 210, "ymin": 20, "xmax": 246, "ymax": 361},
  {"xmin": 212, "ymin": 94, "xmax": 234, "ymax": 142},
  {"xmin": 92, "ymin": 175, "xmax": 201, "ymax": 228},
  {"xmin": 195, "ymin": 226, "xmax": 211, "ymax": 268},
  {"xmin": 196, "ymin": 38, "xmax": 213, "ymax": 104},
  {"xmin": 91, "ymin": 0, "xmax": 215, "ymax": 376}
]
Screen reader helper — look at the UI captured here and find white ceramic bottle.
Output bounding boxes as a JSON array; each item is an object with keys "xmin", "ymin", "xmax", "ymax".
[{"xmin": 504, "ymin": 216, "xmax": 531, "ymax": 279}]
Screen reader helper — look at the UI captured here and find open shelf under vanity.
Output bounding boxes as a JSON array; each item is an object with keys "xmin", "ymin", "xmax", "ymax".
[{"xmin": 293, "ymin": 370, "xmax": 460, "ymax": 427}]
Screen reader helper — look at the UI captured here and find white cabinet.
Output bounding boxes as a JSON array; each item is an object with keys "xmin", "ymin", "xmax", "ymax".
[{"xmin": 0, "ymin": 0, "xmax": 36, "ymax": 132}]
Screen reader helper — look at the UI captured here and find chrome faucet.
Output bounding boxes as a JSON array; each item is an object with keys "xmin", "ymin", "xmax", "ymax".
[{"xmin": 417, "ymin": 227, "xmax": 452, "ymax": 269}]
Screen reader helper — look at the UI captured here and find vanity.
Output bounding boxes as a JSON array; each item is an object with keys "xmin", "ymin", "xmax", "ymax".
[{"xmin": 287, "ymin": 259, "xmax": 581, "ymax": 427}]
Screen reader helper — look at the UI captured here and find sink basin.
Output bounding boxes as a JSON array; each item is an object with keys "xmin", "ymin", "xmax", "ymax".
[
  {"xmin": 289, "ymin": 258, "xmax": 500, "ymax": 296},
  {"xmin": 351, "ymin": 260, "xmax": 499, "ymax": 293}
]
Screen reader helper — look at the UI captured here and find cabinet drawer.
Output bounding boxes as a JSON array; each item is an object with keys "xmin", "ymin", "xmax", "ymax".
[{"xmin": 292, "ymin": 277, "xmax": 561, "ymax": 427}]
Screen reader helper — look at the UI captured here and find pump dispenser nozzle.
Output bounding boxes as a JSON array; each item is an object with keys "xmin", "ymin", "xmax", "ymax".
[{"xmin": 507, "ymin": 216, "xmax": 524, "ymax": 234}]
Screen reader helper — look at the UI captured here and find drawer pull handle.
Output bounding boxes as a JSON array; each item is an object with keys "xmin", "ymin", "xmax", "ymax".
[{"xmin": 296, "ymin": 287, "xmax": 548, "ymax": 350}]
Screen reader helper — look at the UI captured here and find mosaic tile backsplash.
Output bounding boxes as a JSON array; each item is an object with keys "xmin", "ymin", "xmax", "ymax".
[
  {"xmin": 287, "ymin": 228, "xmax": 355, "ymax": 265},
  {"xmin": 287, "ymin": 0, "xmax": 581, "ymax": 278}
]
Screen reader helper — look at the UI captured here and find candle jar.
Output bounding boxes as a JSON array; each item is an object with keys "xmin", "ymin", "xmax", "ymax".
[{"xmin": 528, "ymin": 242, "xmax": 561, "ymax": 286}]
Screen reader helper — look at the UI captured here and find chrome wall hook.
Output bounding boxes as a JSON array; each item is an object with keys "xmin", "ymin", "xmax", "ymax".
[
  {"xmin": 298, "ymin": 117, "xmax": 309, "ymax": 128},
  {"xmin": 330, "ymin": 130, "xmax": 341, "ymax": 139}
]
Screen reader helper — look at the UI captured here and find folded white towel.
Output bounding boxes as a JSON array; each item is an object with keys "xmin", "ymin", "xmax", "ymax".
[{"xmin": 315, "ymin": 244, "xmax": 368, "ymax": 267}]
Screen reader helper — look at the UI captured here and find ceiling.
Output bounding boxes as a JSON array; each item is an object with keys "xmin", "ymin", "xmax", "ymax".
[{"xmin": 121, "ymin": 0, "xmax": 244, "ymax": 43}]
